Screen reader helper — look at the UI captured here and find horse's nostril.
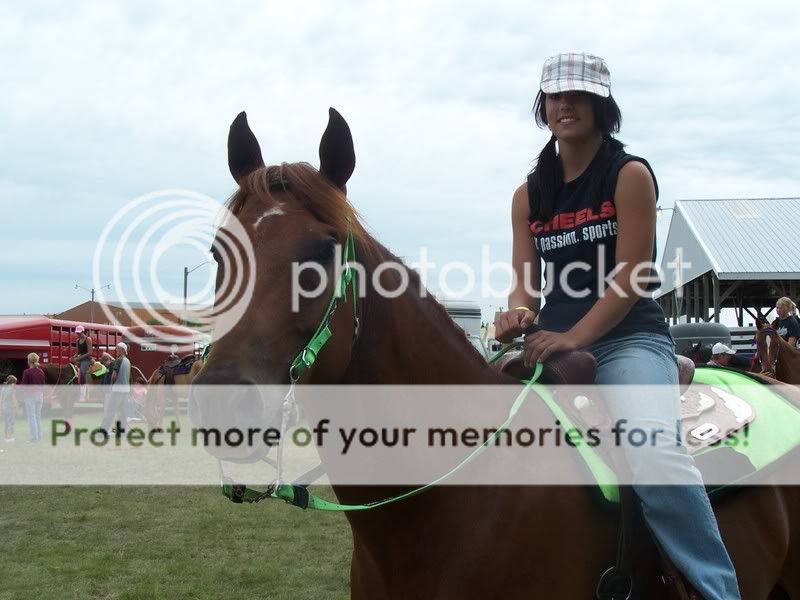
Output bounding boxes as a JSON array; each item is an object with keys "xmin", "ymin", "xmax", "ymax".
[{"xmin": 190, "ymin": 375, "xmax": 265, "ymax": 434}]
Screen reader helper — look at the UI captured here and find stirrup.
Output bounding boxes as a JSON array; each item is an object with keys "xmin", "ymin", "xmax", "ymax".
[{"xmin": 595, "ymin": 566, "xmax": 633, "ymax": 600}]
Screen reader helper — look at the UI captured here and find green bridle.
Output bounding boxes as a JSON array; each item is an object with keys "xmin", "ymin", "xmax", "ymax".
[{"xmin": 219, "ymin": 224, "xmax": 543, "ymax": 511}]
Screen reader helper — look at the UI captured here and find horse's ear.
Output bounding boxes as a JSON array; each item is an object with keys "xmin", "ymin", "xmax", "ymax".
[
  {"xmin": 228, "ymin": 111, "xmax": 265, "ymax": 184},
  {"xmin": 319, "ymin": 107, "xmax": 355, "ymax": 191}
]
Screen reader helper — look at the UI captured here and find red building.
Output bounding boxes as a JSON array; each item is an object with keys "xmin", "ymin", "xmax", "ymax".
[{"xmin": 0, "ymin": 316, "xmax": 205, "ymax": 380}]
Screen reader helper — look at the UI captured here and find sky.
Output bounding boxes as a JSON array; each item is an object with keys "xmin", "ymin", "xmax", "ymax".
[{"xmin": 2, "ymin": 0, "xmax": 799, "ymax": 324}]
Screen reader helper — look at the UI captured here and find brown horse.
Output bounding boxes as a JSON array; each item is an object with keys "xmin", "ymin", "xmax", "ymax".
[
  {"xmin": 192, "ymin": 109, "xmax": 800, "ymax": 598},
  {"xmin": 41, "ymin": 362, "xmax": 80, "ymax": 423},
  {"xmin": 756, "ymin": 323, "xmax": 800, "ymax": 385},
  {"xmin": 145, "ymin": 358, "xmax": 203, "ymax": 429}
]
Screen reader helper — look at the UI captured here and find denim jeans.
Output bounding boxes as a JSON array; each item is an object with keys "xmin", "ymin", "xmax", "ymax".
[
  {"xmin": 79, "ymin": 358, "xmax": 92, "ymax": 384},
  {"xmin": 589, "ymin": 332, "xmax": 741, "ymax": 600},
  {"xmin": 100, "ymin": 392, "xmax": 128, "ymax": 433},
  {"xmin": 3, "ymin": 407, "xmax": 15, "ymax": 439},
  {"xmin": 24, "ymin": 393, "xmax": 43, "ymax": 441}
]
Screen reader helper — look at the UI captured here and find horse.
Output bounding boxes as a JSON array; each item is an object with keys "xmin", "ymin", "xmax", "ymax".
[
  {"xmin": 191, "ymin": 109, "xmax": 800, "ymax": 598},
  {"xmin": 144, "ymin": 356, "xmax": 203, "ymax": 429},
  {"xmin": 41, "ymin": 362, "xmax": 80, "ymax": 425},
  {"xmin": 756, "ymin": 323, "xmax": 800, "ymax": 385}
]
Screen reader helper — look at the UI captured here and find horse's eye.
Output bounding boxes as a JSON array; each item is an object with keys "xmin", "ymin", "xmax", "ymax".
[{"xmin": 308, "ymin": 238, "xmax": 337, "ymax": 264}]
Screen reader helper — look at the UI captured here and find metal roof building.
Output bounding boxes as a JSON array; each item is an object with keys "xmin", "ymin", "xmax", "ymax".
[{"xmin": 655, "ymin": 198, "xmax": 800, "ymax": 325}]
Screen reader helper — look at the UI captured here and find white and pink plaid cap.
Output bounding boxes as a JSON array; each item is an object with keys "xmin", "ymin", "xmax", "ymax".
[{"xmin": 540, "ymin": 52, "xmax": 611, "ymax": 98}]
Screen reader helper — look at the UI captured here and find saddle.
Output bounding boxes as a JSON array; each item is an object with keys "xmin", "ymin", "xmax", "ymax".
[
  {"xmin": 159, "ymin": 355, "xmax": 197, "ymax": 385},
  {"xmin": 493, "ymin": 350, "xmax": 754, "ymax": 456}
]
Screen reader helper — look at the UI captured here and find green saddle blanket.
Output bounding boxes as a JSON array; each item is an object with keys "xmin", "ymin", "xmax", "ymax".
[
  {"xmin": 536, "ymin": 367, "xmax": 800, "ymax": 504},
  {"xmin": 90, "ymin": 364, "xmax": 108, "ymax": 378}
]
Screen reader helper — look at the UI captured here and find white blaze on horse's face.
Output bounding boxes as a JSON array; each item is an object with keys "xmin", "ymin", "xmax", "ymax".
[{"xmin": 254, "ymin": 203, "xmax": 286, "ymax": 230}]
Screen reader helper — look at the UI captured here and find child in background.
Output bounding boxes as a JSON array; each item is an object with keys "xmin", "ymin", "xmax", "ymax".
[{"xmin": 1, "ymin": 375, "xmax": 18, "ymax": 442}]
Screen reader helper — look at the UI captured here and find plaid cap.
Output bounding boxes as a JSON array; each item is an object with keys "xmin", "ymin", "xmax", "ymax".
[{"xmin": 540, "ymin": 52, "xmax": 611, "ymax": 98}]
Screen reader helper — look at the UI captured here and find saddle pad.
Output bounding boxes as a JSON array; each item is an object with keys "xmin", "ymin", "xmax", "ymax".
[
  {"xmin": 691, "ymin": 368, "xmax": 800, "ymax": 474},
  {"xmin": 534, "ymin": 367, "xmax": 800, "ymax": 504},
  {"xmin": 90, "ymin": 364, "xmax": 108, "ymax": 378}
]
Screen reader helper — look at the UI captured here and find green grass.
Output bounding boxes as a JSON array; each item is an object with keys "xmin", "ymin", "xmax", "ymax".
[
  {"xmin": 1, "ymin": 411, "xmax": 352, "ymax": 600},
  {"xmin": 0, "ymin": 486, "xmax": 352, "ymax": 600}
]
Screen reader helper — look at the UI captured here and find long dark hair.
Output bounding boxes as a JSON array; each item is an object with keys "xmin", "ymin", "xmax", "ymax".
[{"xmin": 528, "ymin": 90, "xmax": 623, "ymax": 221}]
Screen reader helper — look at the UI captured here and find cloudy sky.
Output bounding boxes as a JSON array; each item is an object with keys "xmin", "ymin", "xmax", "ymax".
[{"xmin": 2, "ymin": 0, "xmax": 798, "ymax": 323}]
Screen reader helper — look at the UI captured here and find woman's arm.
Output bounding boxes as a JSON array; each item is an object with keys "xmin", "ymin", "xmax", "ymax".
[
  {"xmin": 568, "ymin": 161, "xmax": 658, "ymax": 346},
  {"xmin": 495, "ymin": 184, "xmax": 539, "ymax": 342}
]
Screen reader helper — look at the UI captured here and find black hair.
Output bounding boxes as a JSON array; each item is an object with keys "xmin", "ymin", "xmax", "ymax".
[{"xmin": 528, "ymin": 90, "xmax": 623, "ymax": 221}]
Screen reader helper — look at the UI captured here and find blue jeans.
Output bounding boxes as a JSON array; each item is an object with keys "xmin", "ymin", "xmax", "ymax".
[
  {"xmin": 79, "ymin": 358, "xmax": 91, "ymax": 384},
  {"xmin": 24, "ymin": 394, "xmax": 43, "ymax": 441},
  {"xmin": 100, "ymin": 392, "xmax": 128, "ymax": 433},
  {"xmin": 3, "ymin": 407, "xmax": 15, "ymax": 439},
  {"xmin": 589, "ymin": 332, "xmax": 740, "ymax": 600}
]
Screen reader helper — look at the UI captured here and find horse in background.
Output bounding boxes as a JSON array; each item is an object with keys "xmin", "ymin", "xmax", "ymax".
[
  {"xmin": 145, "ymin": 355, "xmax": 203, "ymax": 429},
  {"xmin": 41, "ymin": 362, "xmax": 80, "ymax": 425},
  {"xmin": 756, "ymin": 322, "xmax": 800, "ymax": 384}
]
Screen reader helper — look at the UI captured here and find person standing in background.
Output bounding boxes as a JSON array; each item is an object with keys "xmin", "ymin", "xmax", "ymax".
[
  {"xmin": 100, "ymin": 343, "xmax": 131, "ymax": 435},
  {"xmin": 1, "ymin": 375, "xmax": 18, "ymax": 442},
  {"xmin": 19, "ymin": 353, "xmax": 45, "ymax": 442}
]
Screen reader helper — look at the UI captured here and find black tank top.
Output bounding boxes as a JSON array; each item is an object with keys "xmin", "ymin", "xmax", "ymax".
[
  {"xmin": 77, "ymin": 337, "xmax": 89, "ymax": 355},
  {"xmin": 526, "ymin": 143, "xmax": 669, "ymax": 342}
]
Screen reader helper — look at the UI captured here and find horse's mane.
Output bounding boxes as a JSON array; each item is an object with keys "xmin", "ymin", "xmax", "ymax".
[{"xmin": 226, "ymin": 162, "xmax": 487, "ymax": 366}]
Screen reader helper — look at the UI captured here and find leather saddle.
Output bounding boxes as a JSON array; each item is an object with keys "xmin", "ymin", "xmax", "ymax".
[
  {"xmin": 159, "ymin": 355, "xmax": 197, "ymax": 385},
  {"xmin": 493, "ymin": 349, "xmax": 696, "ymax": 391},
  {"xmin": 493, "ymin": 348, "xmax": 753, "ymax": 456}
]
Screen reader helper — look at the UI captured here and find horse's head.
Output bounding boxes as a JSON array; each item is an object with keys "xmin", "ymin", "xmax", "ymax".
[{"xmin": 192, "ymin": 108, "xmax": 366, "ymax": 459}]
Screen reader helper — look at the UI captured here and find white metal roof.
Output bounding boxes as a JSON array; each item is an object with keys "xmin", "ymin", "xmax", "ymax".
[{"xmin": 657, "ymin": 197, "xmax": 800, "ymax": 296}]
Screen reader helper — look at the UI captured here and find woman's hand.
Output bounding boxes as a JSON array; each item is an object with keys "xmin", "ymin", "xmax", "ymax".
[
  {"xmin": 523, "ymin": 329, "xmax": 581, "ymax": 366},
  {"xmin": 494, "ymin": 309, "xmax": 537, "ymax": 343}
]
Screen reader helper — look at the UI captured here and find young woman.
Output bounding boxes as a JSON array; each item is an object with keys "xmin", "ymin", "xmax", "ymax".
[
  {"xmin": 756, "ymin": 296, "xmax": 800, "ymax": 375},
  {"xmin": 494, "ymin": 53, "xmax": 740, "ymax": 599},
  {"xmin": 71, "ymin": 325, "xmax": 93, "ymax": 379},
  {"xmin": 19, "ymin": 353, "xmax": 45, "ymax": 442}
]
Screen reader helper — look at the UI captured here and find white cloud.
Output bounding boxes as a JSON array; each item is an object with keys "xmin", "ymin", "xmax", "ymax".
[{"xmin": 1, "ymin": 0, "xmax": 799, "ymax": 319}]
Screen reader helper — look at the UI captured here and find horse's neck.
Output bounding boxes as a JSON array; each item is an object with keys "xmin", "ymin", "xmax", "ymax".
[
  {"xmin": 344, "ymin": 247, "xmax": 503, "ymax": 385},
  {"xmin": 327, "ymin": 244, "xmax": 517, "ymax": 563}
]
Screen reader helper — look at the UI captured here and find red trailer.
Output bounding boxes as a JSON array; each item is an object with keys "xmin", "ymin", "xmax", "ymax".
[
  {"xmin": 0, "ymin": 316, "xmax": 205, "ymax": 380},
  {"xmin": 124, "ymin": 324, "xmax": 206, "ymax": 378}
]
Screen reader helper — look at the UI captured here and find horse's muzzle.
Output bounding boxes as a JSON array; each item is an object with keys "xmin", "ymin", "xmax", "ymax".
[{"xmin": 190, "ymin": 368, "xmax": 276, "ymax": 462}]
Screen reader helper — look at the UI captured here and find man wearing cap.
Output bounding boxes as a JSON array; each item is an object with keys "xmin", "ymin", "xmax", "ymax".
[
  {"xmin": 99, "ymin": 342, "xmax": 131, "ymax": 434},
  {"xmin": 707, "ymin": 342, "xmax": 736, "ymax": 367}
]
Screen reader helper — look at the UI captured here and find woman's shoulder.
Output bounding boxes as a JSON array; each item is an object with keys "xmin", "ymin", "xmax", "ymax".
[
  {"xmin": 616, "ymin": 160, "xmax": 655, "ymax": 187},
  {"xmin": 603, "ymin": 147, "xmax": 659, "ymax": 200}
]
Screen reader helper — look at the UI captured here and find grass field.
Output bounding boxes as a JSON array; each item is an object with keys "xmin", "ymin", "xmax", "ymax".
[{"xmin": 0, "ymin": 410, "xmax": 353, "ymax": 600}]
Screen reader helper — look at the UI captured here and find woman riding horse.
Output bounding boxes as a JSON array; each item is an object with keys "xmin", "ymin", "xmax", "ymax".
[
  {"xmin": 190, "ymin": 107, "xmax": 800, "ymax": 598},
  {"xmin": 756, "ymin": 297, "xmax": 800, "ymax": 379}
]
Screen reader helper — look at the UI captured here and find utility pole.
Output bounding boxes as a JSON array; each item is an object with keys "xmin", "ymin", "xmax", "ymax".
[
  {"xmin": 75, "ymin": 283, "xmax": 111, "ymax": 323},
  {"xmin": 183, "ymin": 261, "xmax": 211, "ymax": 325}
]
